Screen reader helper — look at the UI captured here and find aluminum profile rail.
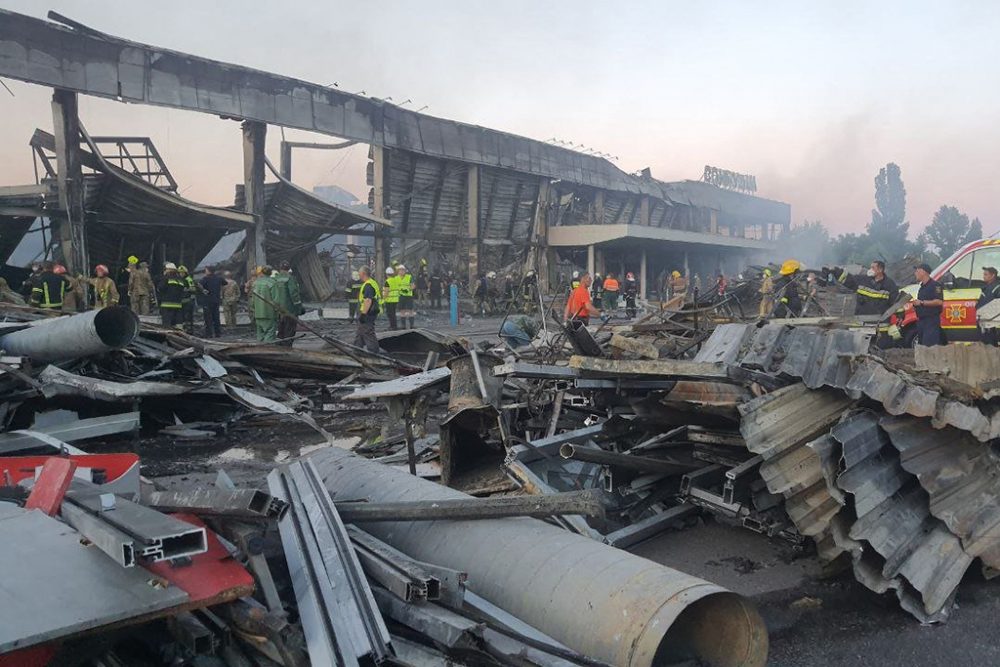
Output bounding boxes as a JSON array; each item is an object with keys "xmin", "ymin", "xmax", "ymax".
[
  {"xmin": 59, "ymin": 500, "xmax": 137, "ymax": 567},
  {"xmin": 142, "ymin": 488, "xmax": 288, "ymax": 521},
  {"xmin": 347, "ymin": 526, "xmax": 441, "ymax": 603},
  {"xmin": 310, "ymin": 447, "xmax": 768, "ymax": 667},
  {"xmin": 267, "ymin": 460, "xmax": 392, "ymax": 667},
  {"xmin": 64, "ymin": 491, "xmax": 206, "ymax": 563}
]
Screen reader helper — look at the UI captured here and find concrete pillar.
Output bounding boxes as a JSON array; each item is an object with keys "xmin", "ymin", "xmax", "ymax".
[
  {"xmin": 640, "ymin": 247, "xmax": 648, "ymax": 300},
  {"xmin": 595, "ymin": 247, "xmax": 605, "ymax": 276},
  {"xmin": 587, "ymin": 245, "xmax": 595, "ymax": 277},
  {"xmin": 51, "ymin": 89, "xmax": 87, "ymax": 275},
  {"xmin": 371, "ymin": 145, "xmax": 389, "ymax": 278},
  {"xmin": 530, "ymin": 179, "xmax": 551, "ymax": 294},
  {"xmin": 466, "ymin": 165, "xmax": 480, "ymax": 287},
  {"xmin": 242, "ymin": 121, "xmax": 267, "ymax": 276}
]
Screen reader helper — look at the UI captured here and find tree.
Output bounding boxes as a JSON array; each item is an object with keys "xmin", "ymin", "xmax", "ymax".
[
  {"xmin": 867, "ymin": 163, "xmax": 909, "ymax": 261},
  {"xmin": 782, "ymin": 220, "xmax": 831, "ymax": 267},
  {"xmin": 831, "ymin": 233, "xmax": 869, "ymax": 265},
  {"xmin": 920, "ymin": 205, "xmax": 980, "ymax": 258}
]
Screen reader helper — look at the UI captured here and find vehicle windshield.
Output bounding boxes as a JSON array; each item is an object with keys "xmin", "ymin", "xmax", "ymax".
[{"xmin": 933, "ymin": 244, "xmax": 974, "ymax": 279}]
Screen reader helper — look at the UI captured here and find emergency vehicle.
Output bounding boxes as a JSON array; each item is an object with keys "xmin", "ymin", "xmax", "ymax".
[{"xmin": 892, "ymin": 239, "xmax": 1000, "ymax": 345}]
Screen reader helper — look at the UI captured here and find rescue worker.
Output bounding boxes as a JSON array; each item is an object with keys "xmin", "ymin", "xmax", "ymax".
[
  {"xmin": 564, "ymin": 272, "xmax": 602, "ymax": 325},
  {"xmin": 977, "ymin": 266, "xmax": 1000, "ymax": 345},
  {"xmin": 623, "ymin": 272, "xmax": 639, "ymax": 319},
  {"xmin": 128, "ymin": 260, "xmax": 155, "ymax": 315},
  {"xmin": 251, "ymin": 265, "xmax": 279, "ymax": 342},
  {"xmin": 714, "ymin": 273, "xmax": 728, "ymax": 297},
  {"xmin": 346, "ymin": 270, "xmax": 362, "ymax": 322},
  {"xmin": 416, "ymin": 262, "xmax": 429, "ymax": 308},
  {"xmin": 118, "ymin": 256, "xmax": 137, "ymax": 309},
  {"xmin": 429, "ymin": 269, "xmax": 444, "ymax": 310},
  {"xmin": 199, "ymin": 265, "xmax": 226, "ymax": 338},
  {"xmin": 157, "ymin": 263, "xmax": 186, "ymax": 327},
  {"xmin": 59, "ymin": 267, "xmax": 84, "ymax": 313},
  {"xmin": 396, "ymin": 264, "xmax": 415, "ymax": 329},
  {"xmin": 178, "ymin": 265, "xmax": 196, "ymax": 333},
  {"xmin": 30, "ymin": 262, "xmax": 71, "ymax": 310},
  {"xmin": 245, "ymin": 267, "xmax": 263, "ymax": 327},
  {"xmin": 912, "ymin": 263, "xmax": 945, "ymax": 346},
  {"xmin": 354, "ymin": 266, "xmax": 381, "ymax": 353},
  {"xmin": 602, "ymin": 272, "xmax": 620, "ymax": 311},
  {"xmin": 829, "ymin": 260, "xmax": 899, "ymax": 316},
  {"xmin": 669, "ymin": 270, "xmax": 688, "ymax": 302},
  {"xmin": 0, "ymin": 278, "xmax": 25, "ymax": 305},
  {"xmin": 89, "ymin": 264, "xmax": 119, "ymax": 309},
  {"xmin": 758, "ymin": 268, "xmax": 775, "ymax": 318},
  {"xmin": 273, "ymin": 261, "xmax": 303, "ymax": 344},
  {"xmin": 571, "ymin": 270, "xmax": 581, "ymax": 291},
  {"xmin": 21, "ymin": 263, "xmax": 42, "ymax": 301},
  {"xmin": 383, "ymin": 266, "xmax": 399, "ymax": 330},
  {"xmin": 772, "ymin": 260, "xmax": 804, "ymax": 318},
  {"xmin": 474, "ymin": 273, "xmax": 489, "ymax": 316},
  {"xmin": 592, "ymin": 273, "xmax": 603, "ymax": 303},
  {"xmin": 222, "ymin": 271, "xmax": 241, "ymax": 327}
]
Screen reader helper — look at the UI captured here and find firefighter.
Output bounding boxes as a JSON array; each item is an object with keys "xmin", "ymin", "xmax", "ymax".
[
  {"xmin": 623, "ymin": 271, "xmax": 639, "ymax": 318},
  {"xmin": 90, "ymin": 264, "xmax": 119, "ymax": 308},
  {"xmin": 772, "ymin": 260, "xmax": 804, "ymax": 318},
  {"xmin": 59, "ymin": 266, "xmax": 84, "ymax": 313},
  {"xmin": 758, "ymin": 268, "xmax": 775, "ymax": 318},
  {"xmin": 669, "ymin": 270, "xmax": 688, "ymax": 301},
  {"xmin": 977, "ymin": 266, "xmax": 1000, "ymax": 345},
  {"xmin": 345, "ymin": 270, "xmax": 362, "ymax": 322},
  {"xmin": 829, "ymin": 260, "xmax": 899, "ymax": 316},
  {"xmin": 912, "ymin": 263, "xmax": 944, "ymax": 346},
  {"xmin": 354, "ymin": 266, "xmax": 381, "ymax": 353},
  {"xmin": 252, "ymin": 266, "xmax": 279, "ymax": 342},
  {"xmin": 178, "ymin": 265, "xmax": 196, "ymax": 333},
  {"xmin": 383, "ymin": 266, "xmax": 399, "ymax": 330},
  {"xmin": 429, "ymin": 269, "xmax": 444, "ymax": 310},
  {"xmin": 29, "ymin": 261, "xmax": 71, "ymax": 310},
  {"xmin": 157, "ymin": 263, "xmax": 186, "ymax": 327}
]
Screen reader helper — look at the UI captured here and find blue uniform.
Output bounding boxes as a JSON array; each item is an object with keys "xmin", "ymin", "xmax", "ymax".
[{"xmin": 915, "ymin": 278, "xmax": 944, "ymax": 346}]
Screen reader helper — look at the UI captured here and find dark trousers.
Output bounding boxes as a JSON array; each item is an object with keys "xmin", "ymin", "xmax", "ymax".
[
  {"xmin": 354, "ymin": 317, "xmax": 379, "ymax": 352},
  {"xmin": 161, "ymin": 307, "xmax": 182, "ymax": 328},
  {"xmin": 385, "ymin": 302, "xmax": 398, "ymax": 329},
  {"xmin": 277, "ymin": 314, "xmax": 297, "ymax": 345},
  {"xmin": 431, "ymin": 293, "xmax": 442, "ymax": 309},
  {"xmin": 182, "ymin": 301, "xmax": 195, "ymax": 332},
  {"xmin": 202, "ymin": 302, "xmax": 222, "ymax": 338},
  {"xmin": 916, "ymin": 316, "xmax": 943, "ymax": 346},
  {"xmin": 625, "ymin": 294, "xmax": 637, "ymax": 318},
  {"xmin": 348, "ymin": 301, "xmax": 358, "ymax": 322}
]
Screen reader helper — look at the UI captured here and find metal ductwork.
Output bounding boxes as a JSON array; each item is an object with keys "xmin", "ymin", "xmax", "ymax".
[
  {"xmin": 310, "ymin": 447, "xmax": 768, "ymax": 667},
  {"xmin": 0, "ymin": 307, "xmax": 139, "ymax": 362}
]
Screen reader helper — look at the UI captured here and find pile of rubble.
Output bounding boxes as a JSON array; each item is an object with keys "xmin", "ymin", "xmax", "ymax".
[{"xmin": 4, "ymin": 293, "xmax": 1000, "ymax": 666}]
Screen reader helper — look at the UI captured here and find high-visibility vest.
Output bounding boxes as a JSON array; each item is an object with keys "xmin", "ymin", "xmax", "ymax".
[
  {"xmin": 384, "ymin": 276, "xmax": 400, "ymax": 303},
  {"xmin": 397, "ymin": 274, "xmax": 413, "ymax": 298},
  {"xmin": 359, "ymin": 278, "xmax": 382, "ymax": 314},
  {"xmin": 604, "ymin": 278, "xmax": 620, "ymax": 291}
]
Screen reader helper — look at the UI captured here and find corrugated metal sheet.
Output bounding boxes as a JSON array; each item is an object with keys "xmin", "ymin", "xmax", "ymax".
[
  {"xmin": 881, "ymin": 415, "xmax": 1000, "ymax": 569},
  {"xmin": 739, "ymin": 384, "xmax": 854, "ymax": 557},
  {"xmin": 913, "ymin": 343, "xmax": 1000, "ymax": 392},
  {"xmin": 832, "ymin": 411, "xmax": 909, "ymax": 517}
]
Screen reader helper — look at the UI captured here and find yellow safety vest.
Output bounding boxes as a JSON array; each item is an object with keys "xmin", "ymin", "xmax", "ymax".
[
  {"xmin": 384, "ymin": 276, "xmax": 400, "ymax": 303},
  {"xmin": 397, "ymin": 274, "xmax": 413, "ymax": 298},
  {"xmin": 359, "ymin": 278, "xmax": 382, "ymax": 312}
]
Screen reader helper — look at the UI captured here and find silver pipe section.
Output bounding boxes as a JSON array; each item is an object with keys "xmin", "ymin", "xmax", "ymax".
[
  {"xmin": 310, "ymin": 448, "xmax": 768, "ymax": 667},
  {"xmin": 0, "ymin": 307, "xmax": 139, "ymax": 363}
]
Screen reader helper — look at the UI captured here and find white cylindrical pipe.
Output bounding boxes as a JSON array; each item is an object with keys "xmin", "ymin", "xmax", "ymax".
[{"xmin": 0, "ymin": 307, "xmax": 139, "ymax": 363}]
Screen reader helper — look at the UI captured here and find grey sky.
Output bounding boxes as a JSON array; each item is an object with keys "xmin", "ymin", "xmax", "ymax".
[{"xmin": 1, "ymin": 1, "xmax": 998, "ymax": 235}]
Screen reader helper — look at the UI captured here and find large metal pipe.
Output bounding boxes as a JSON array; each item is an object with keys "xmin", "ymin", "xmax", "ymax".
[
  {"xmin": 310, "ymin": 448, "xmax": 768, "ymax": 667},
  {"xmin": 0, "ymin": 307, "xmax": 139, "ymax": 363}
]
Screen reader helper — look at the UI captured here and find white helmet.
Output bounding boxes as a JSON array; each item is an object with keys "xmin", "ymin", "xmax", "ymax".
[
  {"xmin": 351, "ymin": 270, "xmax": 360, "ymax": 280},
  {"xmin": 385, "ymin": 267, "xmax": 395, "ymax": 275},
  {"xmin": 396, "ymin": 264, "xmax": 407, "ymax": 272},
  {"xmin": 572, "ymin": 270, "xmax": 580, "ymax": 279},
  {"xmin": 487, "ymin": 271, "xmax": 496, "ymax": 279},
  {"xmin": 164, "ymin": 262, "xmax": 177, "ymax": 270}
]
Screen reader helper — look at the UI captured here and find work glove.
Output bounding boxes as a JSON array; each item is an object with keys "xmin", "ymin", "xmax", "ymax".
[{"xmin": 887, "ymin": 324, "xmax": 902, "ymax": 340}]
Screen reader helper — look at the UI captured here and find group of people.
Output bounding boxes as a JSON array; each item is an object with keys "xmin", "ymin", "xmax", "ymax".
[
  {"xmin": 243, "ymin": 263, "xmax": 304, "ymax": 343},
  {"xmin": 19, "ymin": 259, "xmax": 152, "ymax": 313},
  {"xmin": 570, "ymin": 271, "xmax": 640, "ymax": 318}
]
